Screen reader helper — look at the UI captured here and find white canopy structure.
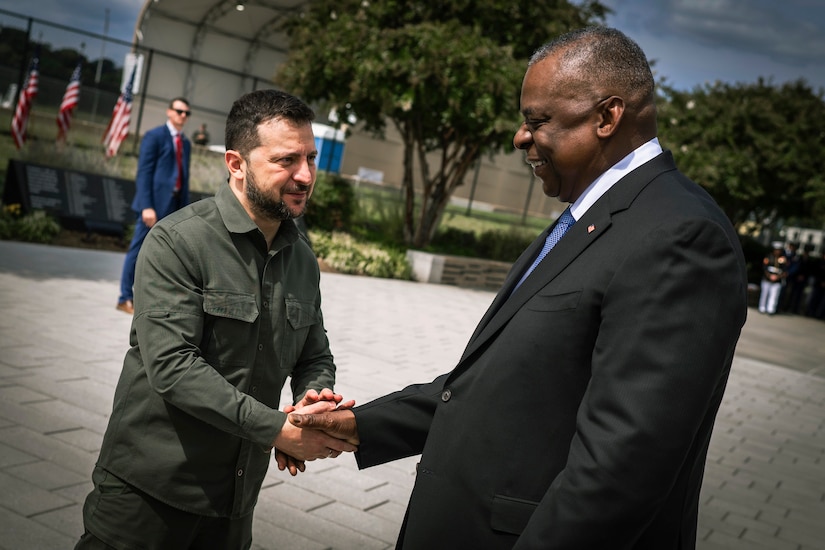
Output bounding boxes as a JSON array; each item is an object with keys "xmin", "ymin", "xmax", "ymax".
[
  {"xmin": 130, "ymin": 0, "xmax": 557, "ymax": 218},
  {"xmin": 132, "ymin": 0, "xmax": 307, "ymax": 140}
]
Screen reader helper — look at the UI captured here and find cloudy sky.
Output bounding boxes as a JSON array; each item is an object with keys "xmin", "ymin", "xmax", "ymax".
[
  {"xmin": 0, "ymin": 0, "xmax": 142, "ymax": 50},
  {"xmin": 602, "ymin": 0, "xmax": 825, "ymax": 91},
  {"xmin": 1, "ymin": 0, "xmax": 823, "ymax": 93}
]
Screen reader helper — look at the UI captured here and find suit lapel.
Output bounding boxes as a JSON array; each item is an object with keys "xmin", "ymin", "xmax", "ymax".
[
  {"xmin": 457, "ymin": 201, "xmax": 612, "ymax": 364},
  {"xmin": 463, "ymin": 228, "xmax": 549, "ymax": 346},
  {"xmin": 456, "ymin": 151, "xmax": 679, "ymax": 367}
]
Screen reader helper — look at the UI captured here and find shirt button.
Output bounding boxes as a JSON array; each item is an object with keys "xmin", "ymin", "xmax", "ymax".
[
  {"xmin": 258, "ymin": 344, "xmax": 263, "ymax": 351},
  {"xmin": 263, "ymin": 301, "xmax": 269, "ymax": 309},
  {"xmin": 441, "ymin": 389, "xmax": 452, "ymax": 402},
  {"xmin": 237, "ymin": 469, "xmax": 244, "ymax": 477},
  {"xmin": 251, "ymin": 386, "xmax": 257, "ymax": 394}
]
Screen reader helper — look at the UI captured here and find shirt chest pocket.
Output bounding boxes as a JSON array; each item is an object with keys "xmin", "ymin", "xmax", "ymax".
[
  {"xmin": 201, "ymin": 290, "xmax": 259, "ymax": 368},
  {"xmin": 279, "ymin": 298, "xmax": 319, "ymax": 368},
  {"xmin": 285, "ymin": 298, "xmax": 318, "ymax": 330}
]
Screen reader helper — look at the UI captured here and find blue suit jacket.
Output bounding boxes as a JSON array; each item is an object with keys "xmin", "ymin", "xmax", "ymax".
[{"xmin": 131, "ymin": 124, "xmax": 191, "ymax": 218}]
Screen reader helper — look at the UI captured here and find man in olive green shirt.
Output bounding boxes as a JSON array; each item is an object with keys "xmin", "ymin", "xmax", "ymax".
[{"xmin": 76, "ymin": 90, "xmax": 355, "ymax": 549}]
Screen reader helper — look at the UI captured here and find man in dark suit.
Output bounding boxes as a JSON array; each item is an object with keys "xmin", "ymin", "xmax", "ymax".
[
  {"xmin": 290, "ymin": 27, "xmax": 748, "ymax": 549},
  {"xmin": 116, "ymin": 97, "xmax": 192, "ymax": 314}
]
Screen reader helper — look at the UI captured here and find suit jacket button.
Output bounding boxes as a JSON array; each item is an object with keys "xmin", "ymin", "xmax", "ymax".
[{"xmin": 441, "ymin": 389, "xmax": 452, "ymax": 402}]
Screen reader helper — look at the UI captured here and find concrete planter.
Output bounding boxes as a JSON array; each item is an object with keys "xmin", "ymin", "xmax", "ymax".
[{"xmin": 406, "ymin": 250, "xmax": 512, "ymax": 291}]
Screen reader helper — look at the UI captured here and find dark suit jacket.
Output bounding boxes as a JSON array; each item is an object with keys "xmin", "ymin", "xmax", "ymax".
[
  {"xmin": 354, "ymin": 152, "xmax": 748, "ymax": 549},
  {"xmin": 131, "ymin": 124, "xmax": 191, "ymax": 218}
]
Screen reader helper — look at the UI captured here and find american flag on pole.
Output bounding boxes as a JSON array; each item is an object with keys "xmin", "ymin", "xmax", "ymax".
[
  {"xmin": 102, "ymin": 64, "xmax": 136, "ymax": 158},
  {"xmin": 10, "ymin": 45, "xmax": 40, "ymax": 149},
  {"xmin": 57, "ymin": 60, "xmax": 82, "ymax": 142}
]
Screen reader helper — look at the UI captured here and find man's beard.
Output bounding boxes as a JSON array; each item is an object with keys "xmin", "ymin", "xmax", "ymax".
[{"xmin": 245, "ymin": 167, "xmax": 308, "ymax": 221}]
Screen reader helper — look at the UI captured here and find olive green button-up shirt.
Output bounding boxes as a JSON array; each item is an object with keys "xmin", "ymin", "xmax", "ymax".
[{"xmin": 96, "ymin": 184, "xmax": 335, "ymax": 518}]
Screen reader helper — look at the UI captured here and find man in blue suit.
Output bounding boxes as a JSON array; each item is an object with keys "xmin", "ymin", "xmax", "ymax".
[{"xmin": 117, "ymin": 97, "xmax": 192, "ymax": 314}]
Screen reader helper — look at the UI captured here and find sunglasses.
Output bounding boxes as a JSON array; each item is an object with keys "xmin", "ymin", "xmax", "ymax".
[{"xmin": 173, "ymin": 109, "xmax": 191, "ymax": 116}]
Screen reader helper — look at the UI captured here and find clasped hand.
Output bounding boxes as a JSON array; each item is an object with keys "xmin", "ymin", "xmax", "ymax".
[{"xmin": 273, "ymin": 388, "xmax": 358, "ymax": 476}]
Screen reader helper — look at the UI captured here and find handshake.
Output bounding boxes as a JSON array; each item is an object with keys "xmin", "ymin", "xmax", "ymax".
[{"xmin": 272, "ymin": 389, "xmax": 360, "ymax": 476}]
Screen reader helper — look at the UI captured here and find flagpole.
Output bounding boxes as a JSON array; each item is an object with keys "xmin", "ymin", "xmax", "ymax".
[
  {"xmin": 102, "ymin": 64, "xmax": 137, "ymax": 158},
  {"xmin": 11, "ymin": 37, "xmax": 41, "ymax": 149},
  {"xmin": 91, "ymin": 8, "xmax": 109, "ymax": 123},
  {"xmin": 12, "ymin": 18, "xmax": 34, "ymax": 117},
  {"xmin": 57, "ymin": 50, "xmax": 83, "ymax": 145},
  {"xmin": 131, "ymin": 49, "xmax": 154, "ymax": 153}
]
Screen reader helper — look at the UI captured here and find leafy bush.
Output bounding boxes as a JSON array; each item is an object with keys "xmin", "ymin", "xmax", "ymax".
[
  {"xmin": 0, "ymin": 204, "xmax": 17, "ymax": 239},
  {"xmin": 304, "ymin": 173, "xmax": 356, "ymax": 231},
  {"xmin": 477, "ymin": 228, "xmax": 535, "ymax": 262},
  {"xmin": 0, "ymin": 204, "xmax": 61, "ymax": 243},
  {"xmin": 429, "ymin": 225, "xmax": 534, "ymax": 262},
  {"xmin": 429, "ymin": 227, "xmax": 478, "ymax": 256},
  {"xmin": 310, "ymin": 230, "xmax": 412, "ymax": 280}
]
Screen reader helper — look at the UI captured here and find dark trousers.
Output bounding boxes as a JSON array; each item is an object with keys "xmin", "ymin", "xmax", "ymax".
[
  {"xmin": 76, "ymin": 467, "xmax": 253, "ymax": 550},
  {"xmin": 118, "ymin": 217, "xmax": 151, "ymax": 303},
  {"xmin": 118, "ymin": 195, "xmax": 182, "ymax": 303}
]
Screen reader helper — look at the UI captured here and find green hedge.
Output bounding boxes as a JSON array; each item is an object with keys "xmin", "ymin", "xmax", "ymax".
[{"xmin": 309, "ymin": 230, "xmax": 412, "ymax": 280}]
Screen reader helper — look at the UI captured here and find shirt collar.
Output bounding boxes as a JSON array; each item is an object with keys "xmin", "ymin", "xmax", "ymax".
[
  {"xmin": 214, "ymin": 185, "xmax": 300, "ymax": 251},
  {"xmin": 216, "ymin": 185, "xmax": 257, "ymax": 234},
  {"xmin": 166, "ymin": 121, "xmax": 180, "ymax": 137},
  {"xmin": 569, "ymin": 137, "xmax": 663, "ymax": 221}
]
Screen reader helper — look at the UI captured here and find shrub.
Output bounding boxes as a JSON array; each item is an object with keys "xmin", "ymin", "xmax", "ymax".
[
  {"xmin": 304, "ymin": 173, "xmax": 356, "ymax": 231},
  {"xmin": 310, "ymin": 230, "xmax": 412, "ymax": 280},
  {"xmin": 429, "ymin": 227, "xmax": 478, "ymax": 256},
  {"xmin": 0, "ymin": 205, "xmax": 17, "ymax": 239},
  {"xmin": 429, "ymin": 225, "xmax": 535, "ymax": 263},
  {"xmin": 0, "ymin": 204, "xmax": 61, "ymax": 244},
  {"xmin": 477, "ymin": 228, "xmax": 535, "ymax": 262}
]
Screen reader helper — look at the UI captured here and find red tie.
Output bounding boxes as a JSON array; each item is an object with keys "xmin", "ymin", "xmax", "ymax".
[{"xmin": 175, "ymin": 133, "xmax": 183, "ymax": 192}]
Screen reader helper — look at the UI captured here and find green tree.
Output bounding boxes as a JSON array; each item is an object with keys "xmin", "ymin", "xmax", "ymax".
[
  {"xmin": 276, "ymin": 0, "xmax": 608, "ymax": 248},
  {"xmin": 0, "ymin": 26, "xmax": 29, "ymax": 68},
  {"xmin": 657, "ymin": 79, "xmax": 825, "ymax": 234},
  {"xmin": 50, "ymin": 48, "xmax": 88, "ymax": 77}
]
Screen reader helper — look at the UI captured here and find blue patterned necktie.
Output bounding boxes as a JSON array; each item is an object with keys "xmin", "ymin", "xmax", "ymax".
[{"xmin": 513, "ymin": 207, "xmax": 575, "ymax": 291}]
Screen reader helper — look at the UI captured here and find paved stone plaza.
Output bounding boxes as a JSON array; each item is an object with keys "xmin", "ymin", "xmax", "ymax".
[{"xmin": 0, "ymin": 240, "xmax": 823, "ymax": 549}]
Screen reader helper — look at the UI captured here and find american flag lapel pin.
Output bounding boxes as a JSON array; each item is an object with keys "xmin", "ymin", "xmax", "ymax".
[{"xmin": 587, "ymin": 224, "xmax": 596, "ymax": 234}]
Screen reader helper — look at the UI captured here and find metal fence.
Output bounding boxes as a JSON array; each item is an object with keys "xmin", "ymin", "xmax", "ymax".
[
  {"xmin": 0, "ymin": 7, "xmax": 559, "ymax": 222},
  {"xmin": 0, "ymin": 9, "xmax": 130, "ymax": 127}
]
